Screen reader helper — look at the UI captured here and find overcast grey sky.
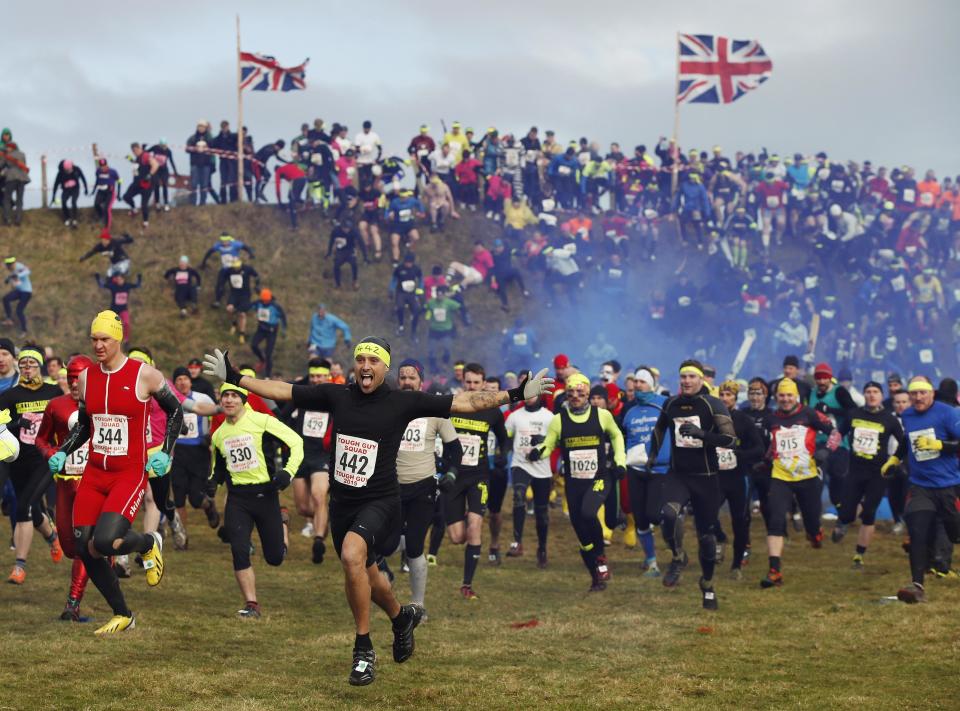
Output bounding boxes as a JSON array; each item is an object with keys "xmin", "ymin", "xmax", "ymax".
[{"xmin": 4, "ymin": 0, "xmax": 957, "ymax": 204}]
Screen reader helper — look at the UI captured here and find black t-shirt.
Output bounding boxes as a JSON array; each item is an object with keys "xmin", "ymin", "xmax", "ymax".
[
  {"xmin": 0, "ymin": 383, "xmax": 63, "ymax": 470},
  {"xmin": 449, "ymin": 407, "xmax": 507, "ymax": 479},
  {"xmin": 291, "ymin": 382, "xmax": 452, "ymax": 502}
]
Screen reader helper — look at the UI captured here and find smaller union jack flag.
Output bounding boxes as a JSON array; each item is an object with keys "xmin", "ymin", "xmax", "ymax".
[
  {"xmin": 240, "ymin": 52, "xmax": 309, "ymax": 92},
  {"xmin": 677, "ymin": 34, "xmax": 772, "ymax": 105}
]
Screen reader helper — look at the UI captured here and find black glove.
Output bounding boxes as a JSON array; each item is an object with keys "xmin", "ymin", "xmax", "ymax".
[
  {"xmin": 527, "ymin": 446, "xmax": 543, "ymax": 462},
  {"xmin": 678, "ymin": 422, "xmax": 705, "ymax": 439},
  {"xmin": 613, "ymin": 465, "xmax": 626, "ymax": 481},
  {"xmin": 530, "ymin": 434, "xmax": 545, "ymax": 448},
  {"xmin": 438, "ymin": 470, "xmax": 457, "ymax": 494},
  {"xmin": 272, "ymin": 470, "xmax": 292, "ymax": 491}
]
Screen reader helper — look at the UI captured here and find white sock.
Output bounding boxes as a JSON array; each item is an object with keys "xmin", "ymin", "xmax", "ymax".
[{"xmin": 408, "ymin": 554, "xmax": 428, "ymax": 606}]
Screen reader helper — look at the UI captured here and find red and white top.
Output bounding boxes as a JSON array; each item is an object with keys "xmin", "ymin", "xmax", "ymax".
[{"xmin": 84, "ymin": 358, "xmax": 149, "ymax": 472}]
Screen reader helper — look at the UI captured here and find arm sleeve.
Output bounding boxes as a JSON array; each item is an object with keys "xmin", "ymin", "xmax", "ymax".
[
  {"xmin": 493, "ymin": 412, "xmax": 508, "ymax": 453},
  {"xmin": 58, "ymin": 401, "xmax": 91, "ymax": 456},
  {"xmin": 835, "ymin": 387, "xmax": 857, "ymax": 411},
  {"xmin": 291, "ymin": 383, "xmax": 336, "ymax": 411},
  {"xmin": 441, "ymin": 437, "xmax": 463, "ymax": 472},
  {"xmin": 648, "ymin": 409, "xmax": 669, "ymax": 462},
  {"xmin": 200, "ymin": 247, "xmax": 216, "ymax": 268},
  {"xmin": 738, "ymin": 417, "xmax": 765, "ymax": 464},
  {"xmin": 407, "ymin": 391, "xmax": 454, "ymax": 420},
  {"xmin": 702, "ymin": 403, "xmax": 737, "ymax": 449},
  {"xmin": 78, "ymin": 168, "xmax": 88, "ymax": 193},
  {"xmin": 265, "ymin": 415, "xmax": 304, "ymax": 476},
  {"xmin": 599, "ymin": 408, "xmax": 626, "ymax": 466},
  {"xmin": 211, "ymin": 446, "xmax": 228, "ymax": 485},
  {"xmin": 35, "ymin": 402, "xmax": 57, "ymax": 460},
  {"xmin": 153, "ymin": 382, "xmax": 184, "ymax": 456},
  {"xmin": 538, "ymin": 414, "xmax": 562, "ymax": 457}
]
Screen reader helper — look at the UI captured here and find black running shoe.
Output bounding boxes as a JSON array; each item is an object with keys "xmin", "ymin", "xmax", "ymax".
[
  {"xmin": 392, "ymin": 603, "xmax": 425, "ymax": 663},
  {"xmin": 831, "ymin": 524, "xmax": 847, "ymax": 544},
  {"xmin": 312, "ymin": 537, "xmax": 326, "ymax": 565},
  {"xmin": 662, "ymin": 552, "xmax": 688, "ymax": 588},
  {"xmin": 699, "ymin": 577, "xmax": 718, "ymax": 611},
  {"xmin": 205, "ymin": 502, "xmax": 221, "ymax": 529},
  {"xmin": 349, "ymin": 648, "xmax": 377, "ymax": 686}
]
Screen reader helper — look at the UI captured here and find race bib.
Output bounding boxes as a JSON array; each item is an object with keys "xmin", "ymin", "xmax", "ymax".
[
  {"xmin": 830, "ymin": 179, "xmax": 845, "ymax": 193},
  {"xmin": 902, "ymin": 188, "xmax": 915, "ymax": 203},
  {"xmin": 512, "ymin": 333, "xmax": 528, "ymax": 347},
  {"xmin": 775, "ymin": 426, "xmax": 806, "ymax": 457},
  {"xmin": 717, "ymin": 447, "xmax": 737, "ymax": 471},
  {"xmin": 346, "ymin": 166, "xmax": 356, "ymax": 177},
  {"xmin": 919, "ymin": 349, "xmax": 933, "ymax": 364},
  {"xmin": 891, "ymin": 275, "xmax": 906, "ymax": 292},
  {"xmin": 851, "ymin": 426, "xmax": 880, "ymax": 457},
  {"xmin": 909, "ymin": 427, "xmax": 939, "ymax": 462},
  {"xmin": 303, "ymin": 411, "xmax": 329, "ymax": 439},
  {"xmin": 114, "ymin": 292, "xmax": 128, "ymax": 306},
  {"xmin": 221, "ymin": 253, "xmax": 236, "ymax": 269},
  {"xmin": 804, "ymin": 275, "xmax": 819, "ymax": 289},
  {"xmin": 18, "ymin": 411, "xmax": 43, "ymax": 445},
  {"xmin": 515, "ymin": 426, "xmax": 541, "ymax": 458},
  {"xmin": 569, "ymin": 449, "xmax": 599, "ymax": 478},
  {"xmin": 674, "ymin": 416, "xmax": 703, "ymax": 449},
  {"xmin": 765, "ymin": 195, "xmax": 780, "ymax": 209},
  {"xmin": 400, "ymin": 418, "xmax": 428, "ymax": 452},
  {"xmin": 64, "ymin": 446, "xmax": 89, "ymax": 476},
  {"xmin": 608, "ymin": 268, "xmax": 623, "ymax": 280},
  {"xmin": 175, "ymin": 270, "xmax": 190, "ymax": 285},
  {"xmin": 398, "ymin": 208, "xmax": 413, "ymax": 222},
  {"xmin": 401, "ymin": 280, "xmax": 415, "ymax": 293},
  {"xmin": 64, "ymin": 179, "xmax": 77, "ymax": 189},
  {"xmin": 224, "ymin": 433, "xmax": 259, "ymax": 472},
  {"xmin": 558, "ymin": 165, "xmax": 572, "ymax": 176},
  {"xmin": 334, "ymin": 237, "xmax": 347, "ymax": 250},
  {"xmin": 920, "ymin": 192, "xmax": 934, "ymax": 206},
  {"xmin": 334, "ymin": 433, "xmax": 378, "ymax": 487},
  {"xmin": 458, "ymin": 433, "xmax": 481, "ymax": 467},
  {"xmin": 91, "ymin": 414, "xmax": 129, "ymax": 456},
  {"xmin": 257, "ymin": 307, "xmax": 271, "ymax": 322},
  {"xmin": 229, "ymin": 274, "xmax": 243, "ymax": 289},
  {"xmin": 179, "ymin": 413, "xmax": 200, "ymax": 440},
  {"xmin": 433, "ymin": 307, "xmax": 447, "ymax": 322}
]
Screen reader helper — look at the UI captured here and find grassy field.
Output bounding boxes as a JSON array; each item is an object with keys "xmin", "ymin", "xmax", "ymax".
[{"xmin": 1, "ymin": 500, "xmax": 957, "ymax": 710}]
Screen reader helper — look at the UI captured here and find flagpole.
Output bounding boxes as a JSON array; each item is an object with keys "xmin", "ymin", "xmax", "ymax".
[
  {"xmin": 671, "ymin": 31, "xmax": 681, "ymax": 197},
  {"xmin": 236, "ymin": 14, "xmax": 245, "ymax": 203}
]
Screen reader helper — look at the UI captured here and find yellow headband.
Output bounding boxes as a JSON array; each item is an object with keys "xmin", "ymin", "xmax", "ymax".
[
  {"xmin": 128, "ymin": 350, "xmax": 153, "ymax": 366},
  {"xmin": 719, "ymin": 380, "xmax": 740, "ymax": 395},
  {"xmin": 90, "ymin": 310, "xmax": 124, "ymax": 342},
  {"xmin": 908, "ymin": 380, "xmax": 934, "ymax": 393},
  {"xmin": 309, "ymin": 366, "xmax": 330, "ymax": 376},
  {"xmin": 239, "ymin": 368, "xmax": 256, "ymax": 378},
  {"xmin": 354, "ymin": 341, "xmax": 391, "ymax": 368},
  {"xmin": 58, "ymin": 367, "xmax": 67, "ymax": 378},
  {"xmin": 777, "ymin": 378, "xmax": 799, "ymax": 396},
  {"xmin": 679, "ymin": 366, "xmax": 704, "ymax": 377},
  {"xmin": 17, "ymin": 348, "xmax": 44, "ymax": 366},
  {"xmin": 565, "ymin": 373, "xmax": 590, "ymax": 391},
  {"xmin": 220, "ymin": 382, "xmax": 248, "ymax": 398}
]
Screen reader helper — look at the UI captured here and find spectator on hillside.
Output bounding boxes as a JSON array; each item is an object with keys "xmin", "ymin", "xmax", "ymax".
[
  {"xmin": 147, "ymin": 138, "xmax": 178, "ymax": 211},
  {"xmin": 308, "ymin": 303, "xmax": 351, "ymax": 358},
  {"xmin": 1, "ymin": 137, "xmax": 29, "ymax": 226},
  {"xmin": 212, "ymin": 120, "xmax": 238, "ymax": 203},
  {"xmin": 186, "ymin": 120, "xmax": 218, "ymax": 206}
]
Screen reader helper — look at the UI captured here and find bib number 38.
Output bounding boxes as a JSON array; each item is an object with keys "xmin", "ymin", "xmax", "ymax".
[{"xmin": 334, "ymin": 434, "xmax": 379, "ymax": 487}]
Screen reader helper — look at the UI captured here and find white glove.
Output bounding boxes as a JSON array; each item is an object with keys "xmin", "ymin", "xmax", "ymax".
[
  {"xmin": 203, "ymin": 348, "xmax": 241, "ymax": 384},
  {"xmin": 520, "ymin": 368, "xmax": 556, "ymax": 400}
]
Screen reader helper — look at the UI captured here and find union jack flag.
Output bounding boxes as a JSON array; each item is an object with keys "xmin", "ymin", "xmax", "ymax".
[
  {"xmin": 677, "ymin": 34, "xmax": 772, "ymax": 105},
  {"xmin": 239, "ymin": 52, "xmax": 309, "ymax": 92}
]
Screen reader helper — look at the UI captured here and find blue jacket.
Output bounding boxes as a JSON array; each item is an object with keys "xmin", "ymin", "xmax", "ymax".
[
  {"xmin": 250, "ymin": 300, "xmax": 287, "ymax": 330},
  {"xmin": 548, "ymin": 154, "xmax": 579, "ymax": 180},
  {"xmin": 672, "ymin": 180, "xmax": 711, "ymax": 216},
  {"xmin": 502, "ymin": 327, "xmax": 536, "ymax": 358},
  {"xmin": 386, "ymin": 196, "xmax": 424, "ymax": 225},
  {"xmin": 622, "ymin": 392, "xmax": 671, "ymax": 473},
  {"xmin": 901, "ymin": 401, "xmax": 960, "ymax": 488},
  {"xmin": 309, "ymin": 312, "xmax": 351, "ymax": 349}
]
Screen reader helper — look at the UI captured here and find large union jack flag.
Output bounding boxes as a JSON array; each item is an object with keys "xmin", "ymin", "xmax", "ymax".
[
  {"xmin": 677, "ymin": 34, "xmax": 772, "ymax": 105},
  {"xmin": 240, "ymin": 52, "xmax": 309, "ymax": 92}
]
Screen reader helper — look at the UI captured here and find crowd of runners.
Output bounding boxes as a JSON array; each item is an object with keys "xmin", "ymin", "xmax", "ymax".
[{"xmin": 1, "ymin": 116, "xmax": 959, "ymax": 686}]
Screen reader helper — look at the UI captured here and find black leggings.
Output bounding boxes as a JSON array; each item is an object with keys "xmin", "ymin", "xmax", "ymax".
[
  {"xmin": 60, "ymin": 186, "xmax": 80, "ymax": 221},
  {"xmin": 493, "ymin": 267, "xmax": 526, "ymax": 307},
  {"xmin": 149, "ymin": 476, "xmax": 177, "ymax": 524},
  {"xmin": 887, "ymin": 472, "xmax": 910, "ymax": 523},
  {"xmin": 171, "ymin": 445, "xmax": 212, "ymax": 509},
  {"xmin": 838, "ymin": 468, "xmax": 886, "ymax": 526},
  {"xmin": 9, "ymin": 461, "xmax": 49, "ymax": 524},
  {"xmin": 398, "ymin": 477, "xmax": 437, "ymax": 559},
  {"xmin": 428, "ymin": 495, "xmax": 446, "ymax": 557},
  {"xmin": 904, "ymin": 484, "xmax": 960, "ymax": 586},
  {"xmin": 626, "ymin": 466, "xmax": 666, "ymax": 531},
  {"xmin": 153, "ymin": 167, "xmax": 170, "ymax": 206},
  {"xmin": 3, "ymin": 290, "xmax": 31, "ymax": 332},
  {"xmin": 660, "ymin": 472, "xmax": 721, "ymax": 581},
  {"xmin": 766, "ymin": 477, "xmax": 821, "ymax": 538},
  {"xmin": 333, "ymin": 255, "xmax": 358, "ymax": 287},
  {"xmin": 565, "ymin": 476, "xmax": 608, "ymax": 574},
  {"xmin": 122, "ymin": 182, "xmax": 151, "ymax": 222},
  {"xmin": 511, "ymin": 468, "xmax": 551, "ymax": 549},
  {"xmin": 94, "ymin": 188, "xmax": 116, "ymax": 228},
  {"xmin": 75, "ymin": 512, "xmax": 155, "ymax": 617},
  {"xmin": 224, "ymin": 487, "xmax": 286, "ymax": 571},
  {"xmin": 488, "ymin": 465, "xmax": 508, "ymax": 514},
  {"xmin": 716, "ymin": 470, "xmax": 750, "ymax": 569},
  {"xmin": 250, "ymin": 328, "xmax": 278, "ymax": 377}
]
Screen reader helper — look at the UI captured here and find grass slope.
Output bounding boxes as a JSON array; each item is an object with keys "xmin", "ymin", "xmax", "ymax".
[{"xmin": 0, "ymin": 505, "xmax": 956, "ymax": 710}]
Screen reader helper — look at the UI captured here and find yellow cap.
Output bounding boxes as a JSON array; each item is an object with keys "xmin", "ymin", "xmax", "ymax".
[
  {"xmin": 565, "ymin": 373, "xmax": 590, "ymax": 391},
  {"xmin": 17, "ymin": 348, "xmax": 44, "ymax": 366},
  {"xmin": 219, "ymin": 382, "xmax": 248, "ymax": 398},
  {"xmin": 777, "ymin": 378, "xmax": 799, "ymax": 396},
  {"xmin": 719, "ymin": 380, "xmax": 740, "ymax": 395},
  {"xmin": 90, "ymin": 310, "xmax": 124, "ymax": 342}
]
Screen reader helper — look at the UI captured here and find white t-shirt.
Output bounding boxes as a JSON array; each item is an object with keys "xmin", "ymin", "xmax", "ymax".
[
  {"xmin": 505, "ymin": 406, "xmax": 554, "ymax": 479},
  {"xmin": 353, "ymin": 131, "xmax": 381, "ymax": 165},
  {"xmin": 430, "ymin": 150, "xmax": 455, "ymax": 175}
]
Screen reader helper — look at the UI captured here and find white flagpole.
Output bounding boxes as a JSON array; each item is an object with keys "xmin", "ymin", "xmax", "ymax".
[
  {"xmin": 236, "ymin": 14, "xmax": 245, "ymax": 203},
  {"xmin": 671, "ymin": 31, "xmax": 681, "ymax": 197}
]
